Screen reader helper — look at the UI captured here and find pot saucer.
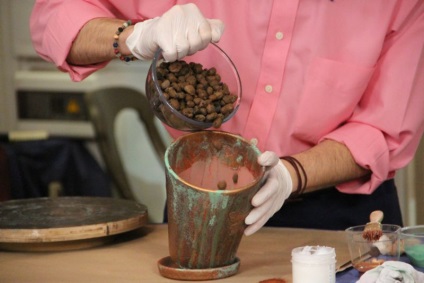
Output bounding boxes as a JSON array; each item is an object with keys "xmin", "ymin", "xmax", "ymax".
[{"xmin": 157, "ymin": 256, "xmax": 240, "ymax": 281}]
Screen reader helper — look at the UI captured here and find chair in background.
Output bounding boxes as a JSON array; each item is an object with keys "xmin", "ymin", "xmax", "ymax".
[{"xmin": 85, "ymin": 87, "xmax": 168, "ymax": 222}]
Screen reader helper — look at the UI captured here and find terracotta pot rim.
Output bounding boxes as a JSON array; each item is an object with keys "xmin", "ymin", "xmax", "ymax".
[{"xmin": 165, "ymin": 130, "xmax": 265, "ymax": 193}]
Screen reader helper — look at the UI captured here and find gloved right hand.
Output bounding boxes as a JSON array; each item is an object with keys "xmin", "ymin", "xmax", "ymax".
[
  {"xmin": 244, "ymin": 151, "xmax": 294, "ymax": 236},
  {"xmin": 126, "ymin": 3, "xmax": 224, "ymax": 62}
]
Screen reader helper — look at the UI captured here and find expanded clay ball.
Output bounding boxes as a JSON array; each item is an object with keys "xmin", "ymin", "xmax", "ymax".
[
  {"xmin": 156, "ymin": 60, "xmax": 238, "ymax": 128},
  {"xmin": 217, "ymin": 180, "xmax": 227, "ymax": 190},
  {"xmin": 232, "ymin": 173, "xmax": 239, "ymax": 184}
]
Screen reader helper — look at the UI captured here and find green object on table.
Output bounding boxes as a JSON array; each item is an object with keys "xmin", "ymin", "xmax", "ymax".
[{"xmin": 405, "ymin": 244, "xmax": 424, "ymax": 268}]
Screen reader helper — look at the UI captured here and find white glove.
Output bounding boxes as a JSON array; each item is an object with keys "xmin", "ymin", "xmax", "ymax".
[
  {"xmin": 126, "ymin": 3, "xmax": 224, "ymax": 62},
  {"xmin": 357, "ymin": 261, "xmax": 424, "ymax": 283},
  {"xmin": 244, "ymin": 151, "xmax": 293, "ymax": 236}
]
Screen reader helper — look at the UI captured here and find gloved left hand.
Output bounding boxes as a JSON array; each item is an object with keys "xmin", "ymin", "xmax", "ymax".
[{"xmin": 244, "ymin": 151, "xmax": 293, "ymax": 236}]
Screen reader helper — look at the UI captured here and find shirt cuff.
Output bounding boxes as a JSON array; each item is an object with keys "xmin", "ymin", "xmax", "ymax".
[
  {"xmin": 320, "ymin": 122, "xmax": 391, "ymax": 194},
  {"xmin": 42, "ymin": 3, "xmax": 116, "ymax": 81}
]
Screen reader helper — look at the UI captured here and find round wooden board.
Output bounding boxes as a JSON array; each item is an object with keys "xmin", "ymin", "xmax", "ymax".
[{"xmin": 0, "ymin": 197, "xmax": 148, "ymax": 251}]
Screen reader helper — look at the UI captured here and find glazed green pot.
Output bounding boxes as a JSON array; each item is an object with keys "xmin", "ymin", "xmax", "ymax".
[{"xmin": 165, "ymin": 130, "xmax": 265, "ymax": 269}]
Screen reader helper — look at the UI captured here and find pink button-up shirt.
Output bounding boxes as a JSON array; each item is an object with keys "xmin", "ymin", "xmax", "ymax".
[{"xmin": 30, "ymin": 0, "xmax": 424, "ymax": 194}]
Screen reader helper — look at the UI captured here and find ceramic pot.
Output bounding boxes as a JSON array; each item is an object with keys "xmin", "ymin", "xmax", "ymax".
[{"xmin": 165, "ymin": 130, "xmax": 265, "ymax": 269}]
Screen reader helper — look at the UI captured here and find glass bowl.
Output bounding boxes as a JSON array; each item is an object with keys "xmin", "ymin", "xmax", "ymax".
[
  {"xmin": 400, "ymin": 225, "xmax": 424, "ymax": 268},
  {"xmin": 345, "ymin": 224, "xmax": 401, "ymax": 273},
  {"xmin": 145, "ymin": 43, "xmax": 242, "ymax": 131}
]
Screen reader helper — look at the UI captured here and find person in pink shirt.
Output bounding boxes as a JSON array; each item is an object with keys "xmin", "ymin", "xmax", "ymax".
[{"xmin": 30, "ymin": 1, "xmax": 424, "ymax": 235}]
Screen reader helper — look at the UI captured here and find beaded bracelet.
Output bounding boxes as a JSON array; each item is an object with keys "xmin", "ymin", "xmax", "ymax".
[
  {"xmin": 113, "ymin": 20, "xmax": 137, "ymax": 62},
  {"xmin": 280, "ymin": 156, "xmax": 308, "ymax": 199}
]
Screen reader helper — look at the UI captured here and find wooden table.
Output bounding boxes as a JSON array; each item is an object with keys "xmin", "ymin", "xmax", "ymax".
[{"xmin": 0, "ymin": 224, "xmax": 352, "ymax": 283}]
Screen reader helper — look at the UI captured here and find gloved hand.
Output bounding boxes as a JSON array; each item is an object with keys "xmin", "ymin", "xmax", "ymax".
[
  {"xmin": 244, "ymin": 151, "xmax": 293, "ymax": 236},
  {"xmin": 126, "ymin": 3, "xmax": 224, "ymax": 62},
  {"xmin": 357, "ymin": 261, "xmax": 424, "ymax": 283}
]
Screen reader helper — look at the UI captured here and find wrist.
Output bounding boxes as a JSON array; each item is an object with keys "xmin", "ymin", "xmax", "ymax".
[
  {"xmin": 113, "ymin": 20, "xmax": 137, "ymax": 62},
  {"xmin": 280, "ymin": 159, "xmax": 297, "ymax": 194},
  {"xmin": 280, "ymin": 156, "xmax": 307, "ymax": 198},
  {"xmin": 118, "ymin": 25, "xmax": 134, "ymax": 56}
]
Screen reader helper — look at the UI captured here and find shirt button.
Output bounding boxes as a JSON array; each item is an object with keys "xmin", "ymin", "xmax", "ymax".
[
  {"xmin": 275, "ymin": 32, "xmax": 284, "ymax": 40},
  {"xmin": 265, "ymin": 85, "xmax": 273, "ymax": 93}
]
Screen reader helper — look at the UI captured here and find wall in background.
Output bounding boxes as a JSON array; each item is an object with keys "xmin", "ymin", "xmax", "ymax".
[{"xmin": 396, "ymin": 138, "xmax": 424, "ymax": 226}]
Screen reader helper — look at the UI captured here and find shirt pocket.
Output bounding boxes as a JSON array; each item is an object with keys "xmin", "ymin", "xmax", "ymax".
[{"xmin": 293, "ymin": 57, "xmax": 375, "ymax": 143}]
